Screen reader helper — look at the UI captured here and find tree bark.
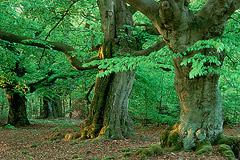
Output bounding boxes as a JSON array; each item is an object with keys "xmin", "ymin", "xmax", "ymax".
[
  {"xmin": 75, "ymin": 0, "xmax": 137, "ymax": 140},
  {"xmin": 172, "ymin": 55, "xmax": 224, "ymax": 149},
  {"xmin": 78, "ymin": 71, "xmax": 136, "ymax": 139},
  {"xmin": 5, "ymin": 90, "xmax": 30, "ymax": 126},
  {"xmin": 124, "ymin": 0, "xmax": 240, "ymax": 150}
]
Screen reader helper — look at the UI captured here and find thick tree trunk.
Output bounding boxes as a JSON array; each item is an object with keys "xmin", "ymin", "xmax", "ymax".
[
  {"xmin": 79, "ymin": 71, "xmax": 136, "ymax": 139},
  {"xmin": 129, "ymin": 0, "xmax": 236, "ymax": 151},
  {"xmin": 172, "ymin": 58, "xmax": 223, "ymax": 149},
  {"xmin": 5, "ymin": 90, "xmax": 30, "ymax": 126},
  {"xmin": 40, "ymin": 96, "xmax": 63, "ymax": 118},
  {"xmin": 71, "ymin": 0, "xmax": 137, "ymax": 140}
]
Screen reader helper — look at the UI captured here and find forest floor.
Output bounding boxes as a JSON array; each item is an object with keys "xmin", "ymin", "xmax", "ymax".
[{"xmin": 0, "ymin": 118, "xmax": 239, "ymax": 160}]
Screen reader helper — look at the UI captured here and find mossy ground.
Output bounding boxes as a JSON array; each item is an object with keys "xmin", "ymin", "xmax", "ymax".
[
  {"xmin": 195, "ymin": 139, "xmax": 213, "ymax": 155},
  {"xmin": 0, "ymin": 118, "xmax": 239, "ymax": 159}
]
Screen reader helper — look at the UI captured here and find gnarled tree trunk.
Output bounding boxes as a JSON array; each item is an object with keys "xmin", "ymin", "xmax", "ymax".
[
  {"xmin": 123, "ymin": 0, "xmax": 240, "ymax": 151},
  {"xmin": 172, "ymin": 55, "xmax": 224, "ymax": 149},
  {"xmin": 79, "ymin": 71, "xmax": 136, "ymax": 139},
  {"xmin": 76, "ymin": 0, "xmax": 137, "ymax": 139},
  {"xmin": 5, "ymin": 90, "xmax": 30, "ymax": 126}
]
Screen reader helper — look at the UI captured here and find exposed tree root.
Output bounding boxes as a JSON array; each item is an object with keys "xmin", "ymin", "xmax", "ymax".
[
  {"xmin": 160, "ymin": 125, "xmax": 240, "ymax": 159},
  {"xmin": 159, "ymin": 122, "xmax": 182, "ymax": 152},
  {"xmin": 216, "ymin": 134, "xmax": 240, "ymax": 159},
  {"xmin": 42, "ymin": 132, "xmax": 65, "ymax": 141},
  {"xmin": 124, "ymin": 144, "xmax": 164, "ymax": 159}
]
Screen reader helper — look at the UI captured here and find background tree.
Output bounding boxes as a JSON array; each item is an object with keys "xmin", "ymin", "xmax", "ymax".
[{"xmin": 0, "ymin": 0, "xmax": 98, "ymax": 125}]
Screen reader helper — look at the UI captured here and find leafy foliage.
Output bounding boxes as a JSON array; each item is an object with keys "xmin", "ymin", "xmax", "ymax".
[{"xmin": 129, "ymin": 66, "xmax": 180, "ymax": 126}]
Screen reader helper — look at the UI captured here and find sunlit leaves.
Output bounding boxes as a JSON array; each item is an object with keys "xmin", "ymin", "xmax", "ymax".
[
  {"xmin": 0, "ymin": 73, "xmax": 29, "ymax": 94},
  {"xmin": 189, "ymin": 0, "xmax": 206, "ymax": 13},
  {"xmin": 178, "ymin": 39, "xmax": 229, "ymax": 79}
]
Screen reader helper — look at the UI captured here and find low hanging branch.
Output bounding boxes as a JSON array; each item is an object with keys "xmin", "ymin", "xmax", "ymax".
[
  {"xmin": 28, "ymin": 71, "xmax": 81, "ymax": 93},
  {"xmin": 0, "ymin": 30, "xmax": 99, "ymax": 71},
  {"xmin": 0, "ymin": 31, "xmax": 76, "ymax": 53}
]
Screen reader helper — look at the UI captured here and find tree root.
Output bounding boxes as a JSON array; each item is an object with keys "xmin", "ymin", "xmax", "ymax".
[
  {"xmin": 216, "ymin": 134, "xmax": 240, "ymax": 159},
  {"xmin": 196, "ymin": 139, "xmax": 213, "ymax": 155},
  {"xmin": 160, "ymin": 124, "xmax": 240, "ymax": 159},
  {"xmin": 159, "ymin": 122, "xmax": 182, "ymax": 152},
  {"xmin": 42, "ymin": 132, "xmax": 65, "ymax": 141},
  {"xmin": 124, "ymin": 144, "xmax": 164, "ymax": 159}
]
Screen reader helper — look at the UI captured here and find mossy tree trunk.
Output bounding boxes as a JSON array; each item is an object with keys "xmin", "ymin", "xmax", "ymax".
[
  {"xmin": 79, "ymin": 71, "xmax": 136, "ymax": 139},
  {"xmin": 3, "ymin": 60, "xmax": 30, "ymax": 126},
  {"xmin": 171, "ymin": 52, "xmax": 225, "ymax": 149},
  {"xmin": 123, "ymin": 0, "xmax": 240, "ymax": 150},
  {"xmin": 77, "ymin": 0, "xmax": 137, "ymax": 139},
  {"xmin": 5, "ymin": 89, "xmax": 30, "ymax": 126}
]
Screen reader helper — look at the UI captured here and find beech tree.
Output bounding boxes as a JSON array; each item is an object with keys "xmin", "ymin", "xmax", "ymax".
[
  {"xmin": 123, "ymin": 0, "xmax": 240, "ymax": 150},
  {"xmin": 0, "ymin": 0, "xmax": 166, "ymax": 138},
  {"xmin": 1, "ymin": 1, "xmax": 239, "ymax": 156}
]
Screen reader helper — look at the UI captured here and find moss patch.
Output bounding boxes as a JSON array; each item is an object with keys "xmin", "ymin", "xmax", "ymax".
[
  {"xmin": 124, "ymin": 144, "xmax": 163, "ymax": 159},
  {"xmin": 218, "ymin": 144, "xmax": 236, "ymax": 160},
  {"xmin": 30, "ymin": 143, "xmax": 39, "ymax": 148},
  {"xmin": 102, "ymin": 156, "xmax": 115, "ymax": 159},
  {"xmin": 160, "ymin": 122, "xmax": 182, "ymax": 151},
  {"xmin": 217, "ymin": 134, "xmax": 240, "ymax": 158},
  {"xmin": 71, "ymin": 154, "xmax": 85, "ymax": 159},
  {"xmin": 196, "ymin": 139, "xmax": 213, "ymax": 155},
  {"xmin": 22, "ymin": 150, "xmax": 30, "ymax": 154},
  {"xmin": 217, "ymin": 134, "xmax": 240, "ymax": 146}
]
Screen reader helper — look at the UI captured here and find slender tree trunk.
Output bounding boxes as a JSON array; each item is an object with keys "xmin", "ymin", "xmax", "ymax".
[
  {"xmin": 5, "ymin": 90, "xmax": 30, "ymax": 126},
  {"xmin": 40, "ymin": 97, "xmax": 50, "ymax": 118},
  {"xmin": 54, "ymin": 96, "xmax": 63, "ymax": 117},
  {"xmin": 62, "ymin": 99, "xmax": 65, "ymax": 117},
  {"xmin": 40, "ymin": 96, "xmax": 63, "ymax": 118}
]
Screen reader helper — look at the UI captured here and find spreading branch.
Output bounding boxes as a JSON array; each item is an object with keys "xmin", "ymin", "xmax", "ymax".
[
  {"xmin": 38, "ymin": 1, "xmax": 78, "ymax": 67},
  {"xmin": 28, "ymin": 71, "xmax": 81, "ymax": 93},
  {"xmin": 131, "ymin": 40, "xmax": 166, "ymax": 56},
  {"xmin": 0, "ymin": 31, "xmax": 99, "ymax": 71},
  {"xmin": 123, "ymin": 0, "xmax": 158, "ymax": 22},
  {"xmin": 196, "ymin": 0, "xmax": 240, "ymax": 29}
]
